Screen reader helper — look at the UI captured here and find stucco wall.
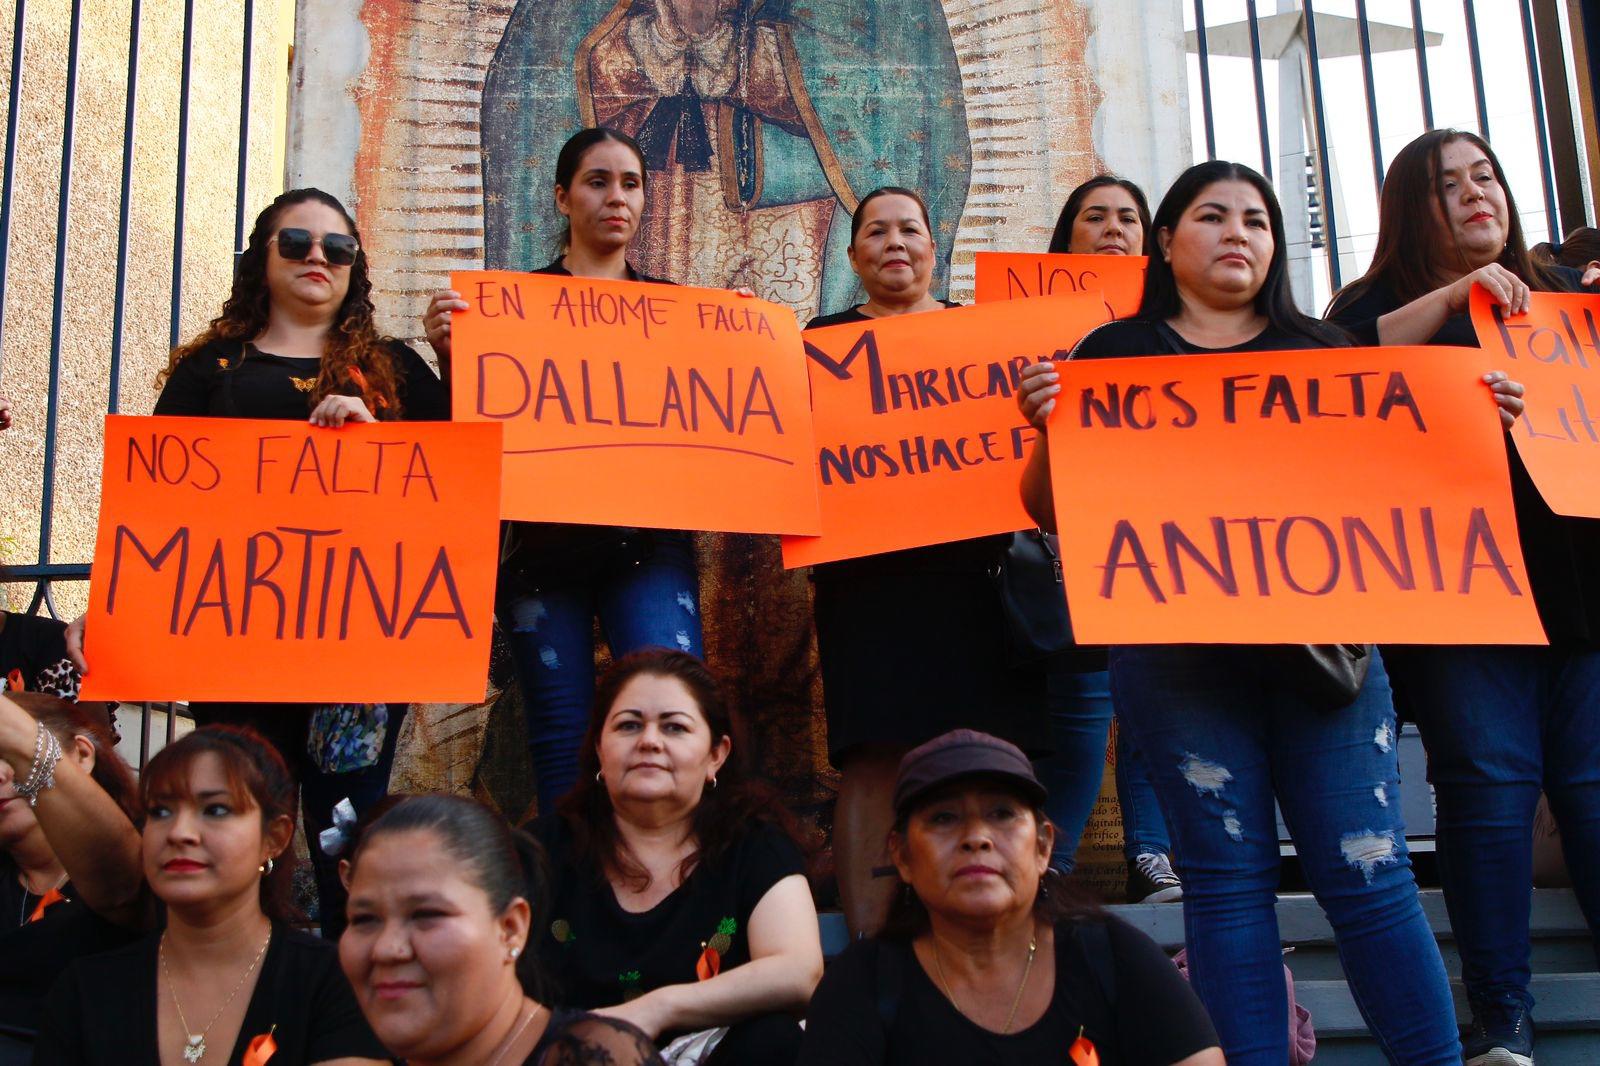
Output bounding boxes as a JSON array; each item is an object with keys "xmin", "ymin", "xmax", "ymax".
[{"xmin": 0, "ymin": 0, "xmax": 292, "ymax": 614}]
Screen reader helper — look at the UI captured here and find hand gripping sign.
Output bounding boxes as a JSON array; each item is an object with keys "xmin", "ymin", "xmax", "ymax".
[
  {"xmin": 782, "ymin": 293, "xmax": 1110, "ymax": 567},
  {"xmin": 974, "ymin": 252, "xmax": 1148, "ymax": 319},
  {"xmin": 1048, "ymin": 345, "xmax": 1546, "ymax": 645},
  {"xmin": 1470, "ymin": 286, "xmax": 1600, "ymax": 518},
  {"xmin": 79, "ymin": 416, "xmax": 503, "ymax": 703},
  {"xmin": 451, "ymin": 271, "xmax": 820, "ymax": 534}
]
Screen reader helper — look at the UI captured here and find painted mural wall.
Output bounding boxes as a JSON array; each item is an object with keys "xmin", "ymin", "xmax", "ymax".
[{"xmin": 290, "ymin": 0, "xmax": 1191, "ymax": 844}]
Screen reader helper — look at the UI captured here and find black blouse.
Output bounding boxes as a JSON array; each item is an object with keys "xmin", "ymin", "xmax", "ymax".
[
  {"xmin": 155, "ymin": 338, "xmax": 449, "ymax": 422},
  {"xmin": 1327, "ymin": 270, "xmax": 1600, "ymax": 645},
  {"xmin": 33, "ymin": 923, "xmax": 388, "ymax": 1065},
  {"xmin": 530, "ymin": 815, "xmax": 803, "ymax": 1023},
  {"xmin": 798, "ymin": 916, "xmax": 1219, "ymax": 1066}
]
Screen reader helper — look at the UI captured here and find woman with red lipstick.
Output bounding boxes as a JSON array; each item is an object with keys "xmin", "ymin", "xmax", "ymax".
[
  {"xmin": 0, "ymin": 693, "xmax": 139, "ymax": 1059},
  {"xmin": 142, "ymin": 186, "xmax": 448, "ymax": 938},
  {"xmin": 1327, "ymin": 129, "xmax": 1600, "ymax": 1066},
  {"xmin": 806, "ymin": 186, "xmax": 1049, "ymax": 940},
  {"xmin": 33, "ymin": 726, "xmax": 388, "ymax": 1065},
  {"xmin": 340, "ymin": 793, "xmax": 662, "ymax": 1065},
  {"xmin": 530, "ymin": 650, "xmax": 820, "ymax": 1064},
  {"xmin": 798, "ymin": 730, "xmax": 1222, "ymax": 1066},
  {"xmin": 423, "ymin": 128, "xmax": 706, "ymax": 817},
  {"xmin": 1017, "ymin": 161, "xmax": 1458, "ymax": 1065}
]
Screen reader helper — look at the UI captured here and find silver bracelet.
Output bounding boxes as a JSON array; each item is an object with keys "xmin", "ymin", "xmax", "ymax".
[{"xmin": 15, "ymin": 723, "xmax": 63, "ymax": 807}]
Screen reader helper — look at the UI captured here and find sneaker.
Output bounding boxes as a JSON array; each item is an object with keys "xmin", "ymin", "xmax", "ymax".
[
  {"xmin": 1463, "ymin": 1000, "xmax": 1535, "ymax": 1066},
  {"xmin": 1126, "ymin": 851, "xmax": 1183, "ymax": 904}
]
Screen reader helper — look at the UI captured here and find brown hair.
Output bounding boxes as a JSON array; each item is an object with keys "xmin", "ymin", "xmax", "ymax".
[
  {"xmin": 161, "ymin": 188, "xmax": 403, "ymax": 417},
  {"xmin": 140, "ymin": 726, "xmax": 298, "ymax": 923},
  {"xmin": 1332, "ymin": 129, "xmax": 1567, "ymax": 311},
  {"xmin": 849, "ymin": 186, "xmax": 932, "ymax": 244},
  {"xmin": 8, "ymin": 693, "xmax": 139, "ymax": 825},
  {"xmin": 1532, "ymin": 226, "xmax": 1600, "ymax": 271},
  {"xmin": 557, "ymin": 649, "xmax": 804, "ymax": 892}
]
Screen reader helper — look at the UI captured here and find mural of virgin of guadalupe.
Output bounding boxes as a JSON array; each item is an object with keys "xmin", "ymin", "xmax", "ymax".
[{"xmin": 480, "ymin": 0, "xmax": 972, "ymax": 320}]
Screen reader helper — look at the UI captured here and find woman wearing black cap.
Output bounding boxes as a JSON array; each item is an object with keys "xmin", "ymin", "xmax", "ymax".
[{"xmin": 798, "ymin": 730, "xmax": 1222, "ymax": 1066}]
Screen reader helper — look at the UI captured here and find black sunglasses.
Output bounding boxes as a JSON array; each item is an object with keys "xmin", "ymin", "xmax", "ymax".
[{"xmin": 271, "ymin": 228, "xmax": 360, "ymax": 266}]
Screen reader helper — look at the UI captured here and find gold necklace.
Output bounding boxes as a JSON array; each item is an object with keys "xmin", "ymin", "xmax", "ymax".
[
  {"xmin": 160, "ymin": 928, "xmax": 273, "ymax": 1063},
  {"xmin": 931, "ymin": 927, "xmax": 1039, "ymax": 1035},
  {"xmin": 484, "ymin": 999, "xmax": 544, "ymax": 1066}
]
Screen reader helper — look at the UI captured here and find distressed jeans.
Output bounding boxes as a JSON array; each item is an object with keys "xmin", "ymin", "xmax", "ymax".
[
  {"xmin": 1034, "ymin": 667, "xmax": 1173, "ymax": 871},
  {"xmin": 499, "ymin": 533, "xmax": 703, "ymax": 811},
  {"xmin": 1109, "ymin": 645, "xmax": 1458, "ymax": 1065},
  {"xmin": 1387, "ymin": 644, "xmax": 1600, "ymax": 1010}
]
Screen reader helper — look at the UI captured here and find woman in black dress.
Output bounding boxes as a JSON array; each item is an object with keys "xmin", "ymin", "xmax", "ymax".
[
  {"xmin": 807, "ymin": 186, "xmax": 1048, "ymax": 937},
  {"xmin": 34, "ymin": 725, "xmax": 388, "ymax": 1065},
  {"xmin": 340, "ymin": 793, "xmax": 662, "ymax": 1065}
]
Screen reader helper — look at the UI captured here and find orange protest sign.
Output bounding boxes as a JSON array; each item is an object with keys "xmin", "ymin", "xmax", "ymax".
[
  {"xmin": 1470, "ymin": 286, "xmax": 1600, "ymax": 517},
  {"xmin": 1049, "ymin": 346, "xmax": 1546, "ymax": 645},
  {"xmin": 781, "ymin": 294, "xmax": 1111, "ymax": 567},
  {"xmin": 973, "ymin": 252, "xmax": 1147, "ymax": 318},
  {"xmin": 450, "ymin": 271, "xmax": 819, "ymax": 534},
  {"xmin": 78, "ymin": 416, "xmax": 503, "ymax": 703}
]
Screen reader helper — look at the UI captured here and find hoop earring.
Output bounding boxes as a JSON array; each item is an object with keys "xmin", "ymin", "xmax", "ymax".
[
  {"xmin": 260, "ymin": 857, "xmax": 275, "ymax": 877},
  {"xmin": 708, "ymin": 775, "xmax": 718, "ymax": 790},
  {"xmin": 595, "ymin": 770, "xmax": 603, "ymax": 783}
]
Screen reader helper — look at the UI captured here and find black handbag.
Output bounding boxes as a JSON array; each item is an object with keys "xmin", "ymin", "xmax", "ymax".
[
  {"xmin": 1288, "ymin": 643, "xmax": 1373, "ymax": 710},
  {"xmin": 995, "ymin": 529, "xmax": 1075, "ymax": 662}
]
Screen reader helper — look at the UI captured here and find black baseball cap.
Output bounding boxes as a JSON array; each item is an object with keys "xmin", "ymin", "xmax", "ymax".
[{"xmin": 892, "ymin": 729, "xmax": 1047, "ymax": 817}]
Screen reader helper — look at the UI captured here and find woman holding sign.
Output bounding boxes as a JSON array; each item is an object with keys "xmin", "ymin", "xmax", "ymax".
[
  {"xmin": 1035, "ymin": 175, "xmax": 1184, "ymax": 905},
  {"xmin": 423, "ymin": 128, "xmax": 706, "ymax": 815},
  {"xmin": 1328, "ymin": 128, "xmax": 1600, "ymax": 1066},
  {"xmin": 144, "ymin": 187, "xmax": 447, "ymax": 936},
  {"xmin": 1018, "ymin": 161, "xmax": 1458, "ymax": 1065},
  {"xmin": 807, "ymin": 186, "xmax": 1049, "ymax": 938}
]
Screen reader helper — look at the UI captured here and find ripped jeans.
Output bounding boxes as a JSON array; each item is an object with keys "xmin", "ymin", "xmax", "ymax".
[
  {"xmin": 499, "ymin": 532, "xmax": 703, "ymax": 810},
  {"xmin": 1109, "ymin": 646, "xmax": 1458, "ymax": 1066}
]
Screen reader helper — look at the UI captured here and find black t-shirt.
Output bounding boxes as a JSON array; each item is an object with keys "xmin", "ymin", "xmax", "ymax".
[
  {"xmin": 0, "ymin": 611, "xmax": 77, "ymax": 699},
  {"xmin": 1326, "ymin": 270, "xmax": 1600, "ymax": 645},
  {"xmin": 155, "ymin": 337, "xmax": 450, "ymax": 422},
  {"xmin": 499, "ymin": 259, "xmax": 689, "ymax": 590},
  {"xmin": 797, "ymin": 917, "xmax": 1218, "ymax": 1066},
  {"xmin": 530, "ymin": 815, "xmax": 804, "ymax": 1016},
  {"xmin": 1068, "ymin": 316, "xmax": 1346, "ymax": 362},
  {"xmin": 0, "ymin": 856, "xmax": 137, "ymax": 1041},
  {"xmin": 33, "ymin": 923, "xmax": 387, "ymax": 1065},
  {"xmin": 804, "ymin": 303, "xmax": 1009, "ymax": 579}
]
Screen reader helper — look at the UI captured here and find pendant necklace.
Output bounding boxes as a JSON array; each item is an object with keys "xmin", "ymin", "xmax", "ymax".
[{"xmin": 160, "ymin": 928, "xmax": 273, "ymax": 1063}]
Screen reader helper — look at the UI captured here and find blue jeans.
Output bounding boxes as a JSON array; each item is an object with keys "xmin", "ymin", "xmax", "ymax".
[
  {"xmin": 1387, "ymin": 644, "xmax": 1600, "ymax": 1009},
  {"xmin": 1109, "ymin": 646, "xmax": 1458, "ymax": 1065},
  {"xmin": 1034, "ymin": 668, "xmax": 1172, "ymax": 871},
  {"xmin": 499, "ymin": 534, "xmax": 702, "ymax": 811}
]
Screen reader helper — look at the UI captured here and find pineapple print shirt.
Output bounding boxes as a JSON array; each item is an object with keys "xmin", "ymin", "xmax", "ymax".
[{"xmin": 531, "ymin": 814, "xmax": 803, "ymax": 1032}]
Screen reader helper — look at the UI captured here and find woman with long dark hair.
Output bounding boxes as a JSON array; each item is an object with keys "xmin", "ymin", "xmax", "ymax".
[
  {"xmin": 798, "ymin": 730, "xmax": 1221, "ymax": 1065},
  {"xmin": 1034, "ymin": 174, "xmax": 1181, "ymax": 905},
  {"xmin": 1018, "ymin": 161, "xmax": 1459, "ymax": 1064},
  {"xmin": 527, "ymin": 649, "xmax": 820, "ymax": 1064},
  {"xmin": 340, "ymin": 793, "xmax": 662, "ymax": 1065},
  {"xmin": 138, "ymin": 187, "xmax": 447, "ymax": 936},
  {"xmin": 33, "ymin": 726, "xmax": 387, "ymax": 1065},
  {"xmin": 1327, "ymin": 129, "xmax": 1600, "ymax": 1066},
  {"xmin": 424, "ymin": 128, "xmax": 706, "ymax": 814}
]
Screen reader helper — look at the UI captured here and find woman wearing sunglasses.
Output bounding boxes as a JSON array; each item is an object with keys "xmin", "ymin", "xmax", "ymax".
[{"xmin": 147, "ymin": 187, "xmax": 449, "ymax": 936}]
